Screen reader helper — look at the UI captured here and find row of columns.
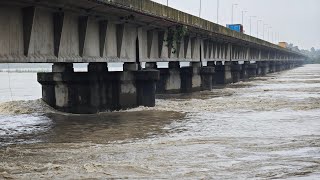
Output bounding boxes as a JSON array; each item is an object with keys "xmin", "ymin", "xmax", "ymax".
[{"xmin": 37, "ymin": 60, "xmax": 303, "ymax": 114}]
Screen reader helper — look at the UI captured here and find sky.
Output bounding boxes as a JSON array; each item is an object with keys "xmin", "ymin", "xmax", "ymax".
[{"xmin": 151, "ymin": 0, "xmax": 320, "ymax": 50}]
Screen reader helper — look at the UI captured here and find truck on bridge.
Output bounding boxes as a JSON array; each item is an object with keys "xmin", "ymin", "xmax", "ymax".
[{"xmin": 226, "ymin": 24, "xmax": 244, "ymax": 33}]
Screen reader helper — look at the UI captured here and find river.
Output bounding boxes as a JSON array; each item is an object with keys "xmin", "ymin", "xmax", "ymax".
[{"xmin": 0, "ymin": 64, "xmax": 319, "ymax": 179}]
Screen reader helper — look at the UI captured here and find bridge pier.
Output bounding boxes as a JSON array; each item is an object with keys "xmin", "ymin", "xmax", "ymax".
[
  {"xmin": 157, "ymin": 62, "xmax": 215, "ymax": 93},
  {"xmin": 180, "ymin": 62, "xmax": 202, "ymax": 93},
  {"xmin": 260, "ymin": 61, "xmax": 270, "ymax": 75},
  {"xmin": 145, "ymin": 62, "xmax": 158, "ymax": 69},
  {"xmin": 207, "ymin": 62, "xmax": 216, "ymax": 86},
  {"xmin": 38, "ymin": 63, "xmax": 159, "ymax": 114},
  {"xmin": 214, "ymin": 61, "xmax": 233, "ymax": 84},
  {"xmin": 269, "ymin": 61, "xmax": 276, "ymax": 73},
  {"xmin": 247, "ymin": 63, "xmax": 258, "ymax": 78},
  {"xmin": 275, "ymin": 62, "xmax": 282, "ymax": 72},
  {"xmin": 201, "ymin": 66, "xmax": 215, "ymax": 90},
  {"xmin": 256, "ymin": 62, "xmax": 262, "ymax": 76},
  {"xmin": 231, "ymin": 62, "xmax": 242, "ymax": 83},
  {"xmin": 289, "ymin": 62, "xmax": 295, "ymax": 69},
  {"xmin": 156, "ymin": 62, "xmax": 181, "ymax": 94},
  {"xmin": 240, "ymin": 61, "xmax": 250, "ymax": 80}
]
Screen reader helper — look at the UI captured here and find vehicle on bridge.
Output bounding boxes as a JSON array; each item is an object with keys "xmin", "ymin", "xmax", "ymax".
[{"xmin": 226, "ymin": 24, "xmax": 244, "ymax": 33}]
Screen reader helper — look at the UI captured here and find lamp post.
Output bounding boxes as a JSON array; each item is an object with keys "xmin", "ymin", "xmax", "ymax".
[
  {"xmin": 167, "ymin": 0, "xmax": 168, "ymax": 6},
  {"xmin": 217, "ymin": 0, "xmax": 219, "ymax": 24},
  {"xmin": 249, "ymin": 16, "xmax": 256, "ymax": 36},
  {"xmin": 257, "ymin": 20, "xmax": 262, "ymax": 38},
  {"xmin": 232, "ymin": 4, "xmax": 238, "ymax": 24},
  {"xmin": 268, "ymin": 26, "xmax": 272, "ymax": 42},
  {"xmin": 263, "ymin": 24, "xmax": 268, "ymax": 40},
  {"xmin": 242, "ymin": 11, "xmax": 247, "ymax": 25},
  {"xmin": 199, "ymin": 0, "xmax": 202, "ymax": 18}
]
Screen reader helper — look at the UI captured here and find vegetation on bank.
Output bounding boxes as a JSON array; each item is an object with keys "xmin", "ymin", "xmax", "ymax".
[{"xmin": 306, "ymin": 57, "xmax": 320, "ymax": 64}]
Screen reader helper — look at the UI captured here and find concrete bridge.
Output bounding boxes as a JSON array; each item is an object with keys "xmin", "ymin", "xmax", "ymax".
[{"xmin": 0, "ymin": 0, "xmax": 306, "ymax": 114}]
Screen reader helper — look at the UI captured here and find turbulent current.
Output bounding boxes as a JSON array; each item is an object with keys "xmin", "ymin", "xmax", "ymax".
[{"xmin": 0, "ymin": 65, "xmax": 320, "ymax": 179}]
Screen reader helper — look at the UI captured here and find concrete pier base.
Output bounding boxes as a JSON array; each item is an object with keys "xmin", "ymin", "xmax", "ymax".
[
  {"xmin": 260, "ymin": 61, "xmax": 270, "ymax": 75},
  {"xmin": 214, "ymin": 61, "xmax": 233, "ymax": 84},
  {"xmin": 256, "ymin": 62, "xmax": 262, "ymax": 76},
  {"xmin": 38, "ymin": 63, "xmax": 159, "ymax": 114},
  {"xmin": 157, "ymin": 62, "xmax": 215, "ymax": 93},
  {"xmin": 231, "ymin": 62, "xmax": 242, "ymax": 83},
  {"xmin": 180, "ymin": 62, "xmax": 202, "ymax": 93},
  {"xmin": 269, "ymin": 61, "xmax": 276, "ymax": 73},
  {"xmin": 207, "ymin": 62, "xmax": 216, "ymax": 86},
  {"xmin": 247, "ymin": 64, "xmax": 258, "ymax": 78},
  {"xmin": 275, "ymin": 62, "xmax": 282, "ymax": 72},
  {"xmin": 156, "ymin": 62, "xmax": 181, "ymax": 94},
  {"xmin": 136, "ymin": 70, "xmax": 159, "ymax": 107},
  {"xmin": 200, "ymin": 66, "xmax": 215, "ymax": 90},
  {"xmin": 145, "ymin": 62, "xmax": 157, "ymax": 69},
  {"xmin": 240, "ymin": 61, "xmax": 250, "ymax": 80}
]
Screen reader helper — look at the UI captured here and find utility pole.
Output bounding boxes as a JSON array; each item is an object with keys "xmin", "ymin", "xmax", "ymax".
[
  {"xmin": 257, "ymin": 20, "xmax": 262, "ymax": 38},
  {"xmin": 199, "ymin": 0, "xmax": 202, "ymax": 18},
  {"xmin": 217, "ymin": 0, "xmax": 219, "ymax": 24},
  {"xmin": 249, "ymin": 16, "xmax": 256, "ymax": 36},
  {"xmin": 263, "ymin": 24, "xmax": 268, "ymax": 40},
  {"xmin": 268, "ymin": 27, "xmax": 272, "ymax": 42},
  {"xmin": 232, "ymin": 4, "xmax": 238, "ymax": 24},
  {"xmin": 242, "ymin": 11, "xmax": 247, "ymax": 25}
]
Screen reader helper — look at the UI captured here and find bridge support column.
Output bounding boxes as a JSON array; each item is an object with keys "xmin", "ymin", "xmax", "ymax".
[
  {"xmin": 260, "ymin": 61, "xmax": 269, "ymax": 75},
  {"xmin": 269, "ymin": 61, "xmax": 276, "ymax": 73},
  {"xmin": 288, "ymin": 62, "xmax": 291, "ymax": 69},
  {"xmin": 180, "ymin": 62, "xmax": 202, "ymax": 93},
  {"xmin": 256, "ymin": 62, "xmax": 262, "ymax": 76},
  {"xmin": 214, "ymin": 61, "xmax": 232, "ymax": 84},
  {"xmin": 247, "ymin": 63, "xmax": 258, "ymax": 78},
  {"xmin": 200, "ymin": 66, "xmax": 215, "ymax": 90},
  {"xmin": 136, "ymin": 70, "xmax": 160, "ymax": 107},
  {"xmin": 289, "ymin": 62, "xmax": 294, "ymax": 69},
  {"xmin": 240, "ymin": 61, "xmax": 250, "ymax": 80},
  {"xmin": 145, "ymin": 62, "xmax": 157, "ymax": 69},
  {"xmin": 123, "ymin": 62, "xmax": 139, "ymax": 71},
  {"xmin": 52, "ymin": 63, "xmax": 74, "ymax": 73},
  {"xmin": 275, "ymin": 62, "xmax": 281, "ymax": 72},
  {"xmin": 156, "ymin": 62, "xmax": 181, "ymax": 94},
  {"xmin": 231, "ymin": 62, "xmax": 242, "ymax": 83},
  {"xmin": 207, "ymin": 61, "xmax": 216, "ymax": 86},
  {"xmin": 38, "ymin": 63, "xmax": 159, "ymax": 114}
]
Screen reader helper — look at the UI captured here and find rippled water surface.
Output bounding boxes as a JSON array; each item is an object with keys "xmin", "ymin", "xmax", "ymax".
[{"xmin": 0, "ymin": 65, "xmax": 320, "ymax": 179}]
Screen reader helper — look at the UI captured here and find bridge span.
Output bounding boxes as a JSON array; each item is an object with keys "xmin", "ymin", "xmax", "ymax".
[{"xmin": 0, "ymin": 0, "xmax": 306, "ymax": 114}]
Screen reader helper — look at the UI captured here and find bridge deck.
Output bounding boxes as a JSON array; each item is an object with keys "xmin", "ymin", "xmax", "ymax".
[{"xmin": 0, "ymin": 0, "xmax": 305, "ymax": 63}]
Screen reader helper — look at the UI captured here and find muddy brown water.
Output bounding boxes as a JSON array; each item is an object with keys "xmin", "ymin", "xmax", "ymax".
[{"xmin": 0, "ymin": 65, "xmax": 320, "ymax": 179}]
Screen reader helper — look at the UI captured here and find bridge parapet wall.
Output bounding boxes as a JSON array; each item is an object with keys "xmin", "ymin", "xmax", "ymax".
[{"xmin": 0, "ymin": 0, "xmax": 306, "ymax": 63}]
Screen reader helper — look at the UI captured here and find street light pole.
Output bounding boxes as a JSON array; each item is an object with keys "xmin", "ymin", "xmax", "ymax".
[
  {"xmin": 217, "ymin": 0, "xmax": 219, "ymax": 24},
  {"xmin": 249, "ymin": 16, "xmax": 256, "ymax": 36},
  {"xmin": 242, "ymin": 11, "xmax": 247, "ymax": 25},
  {"xmin": 263, "ymin": 24, "xmax": 268, "ymax": 40},
  {"xmin": 232, "ymin": 4, "xmax": 238, "ymax": 24},
  {"xmin": 167, "ymin": 0, "xmax": 168, "ymax": 6},
  {"xmin": 257, "ymin": 20, "xmax": 262, "ymax": 38},
  {"xmin": 199, "ymin": 0, "xmax": 202, "ymax": 18},
  {"xmin": 268, "ymin": 27, "xmax": 272, "ymax": 42}
]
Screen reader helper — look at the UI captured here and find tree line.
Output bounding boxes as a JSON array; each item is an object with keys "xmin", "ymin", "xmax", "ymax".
[{"xmin": 287, "ymin": 43, "xmax": 320, "ymax": 64}]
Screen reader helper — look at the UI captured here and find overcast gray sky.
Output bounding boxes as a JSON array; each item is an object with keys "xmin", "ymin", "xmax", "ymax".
[{"xmin": 151, "ymin": 0, "xmax": 320, "ymax": 50}]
